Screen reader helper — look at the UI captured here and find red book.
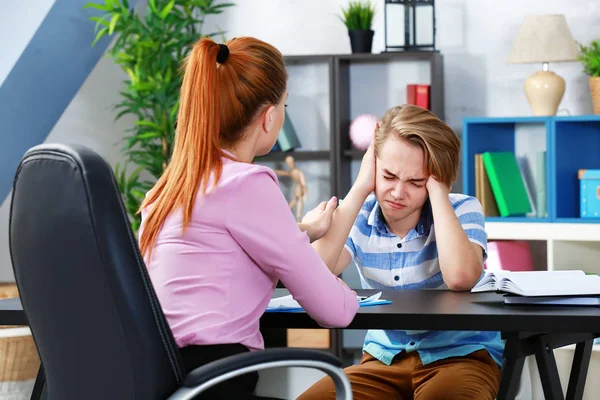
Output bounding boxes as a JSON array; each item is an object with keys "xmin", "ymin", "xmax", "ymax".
[{"xmin": 406, "ymin": 84, "xmax": 430, "ymax": 110}]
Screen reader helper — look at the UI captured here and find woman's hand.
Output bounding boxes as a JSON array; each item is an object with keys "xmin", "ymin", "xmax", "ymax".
[{"xmin": 299, "ymin": 196, "xmax": 338, "ymax": 242}]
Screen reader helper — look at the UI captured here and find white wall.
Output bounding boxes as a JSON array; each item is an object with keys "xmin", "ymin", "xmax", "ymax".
[
  {"xmin": 0, "ymin": 0, "xmax": 56, "ymax": 87},
  {"xmin": 0, "ymin": 0, "xmax": 598, "ymax": 282}
]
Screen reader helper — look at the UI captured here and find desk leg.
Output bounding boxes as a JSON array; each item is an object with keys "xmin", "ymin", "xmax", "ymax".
[
  {"xmin": 566, "ymin": 340, "xmax": 593, "ymax": 400},
  {"xmin": 534, "ymin": 336, "xmax": 564, "ymax": 400},
  {"xmin": 30, "ymin": 365, "xmax": 45, "ymax": 400},
  {"xmin": 498, "ymin": 333, "xmax": 532, "ymax": 400},
  {"xmin": 497, "ymin": 354, "xmax": 525, "ymax": 400}
]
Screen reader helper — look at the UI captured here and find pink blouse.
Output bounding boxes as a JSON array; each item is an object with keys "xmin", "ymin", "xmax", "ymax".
[{"xmin": 141, "ymin": 155, "xmax": 358, "ymax": 350}]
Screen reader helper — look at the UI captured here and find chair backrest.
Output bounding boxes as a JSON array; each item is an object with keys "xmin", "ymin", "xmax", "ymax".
[{"xmin": 9, "ymin": 144, "xmax": 185, "ymax": 400}]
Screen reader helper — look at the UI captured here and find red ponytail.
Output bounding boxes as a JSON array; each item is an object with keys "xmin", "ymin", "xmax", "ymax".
[{"xmin": 139, "ymin": 37, "xmax": 287, "ymax": 259}]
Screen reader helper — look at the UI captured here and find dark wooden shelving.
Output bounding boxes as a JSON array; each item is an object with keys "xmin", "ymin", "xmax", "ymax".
[
  {"xmin": 343, "ymin": 149, "xmax": 366, "ymax": 159},
  {"xmin": 335, "ymin": 50, "xmax": 439, "ymax": 62},
  {"xmin": 284, "ymin": 55, "xmax": 332, "ymax": 65},
  {"xmin": 266, "ymin": 50, "xmax": 445, "ymax": 358},
  {"xmin": 255, "ymin": 150, "xmax": 331, "ymax": 162}
]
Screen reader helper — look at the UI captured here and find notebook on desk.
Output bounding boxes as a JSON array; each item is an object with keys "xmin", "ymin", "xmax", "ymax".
[
  {"xmin": 266, "ymin": 291, "xmax": 391, "ymax": 312},
  {"xmin": 471, "ymin": 270, "xmax": 600, "ymax": 297}
]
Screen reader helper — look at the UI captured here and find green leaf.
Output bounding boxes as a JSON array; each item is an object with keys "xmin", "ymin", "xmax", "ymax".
[
  {"xmin": 91, "ymin": 27, "xmax": 109, "ymax": 47},
  {"xmin": 160, "ymin": 0, "xmax": 176, "ymax": 19},
  {"xmin": 149, "ymin": 0, "xmax": 157, "ymax": 13},
  {"xmin": 135, "ymin": 120, "xmax": 162, "ymax": 129},
  {"xmin": 90, "ymin": 16, "xmax": 110, "ymax": 33},
  {"xmin": 108, "ymin": 14, "xmax": 121, "ymax": 35},
  {"xmin": 169, "ymin": 100, "xmax": 179, "ymax": 120},
  {"xmin": 164, "ymin": 67, "xmax": 173, "ymax": 83},
  {"xmin": 83, "ymin": 2, "xmax": 110, "ymax": 11},
  {"xmin": 116, "ymin": 52, "xmax": 134, "ymax": 61},
  {"xmin": 136, "ymin": 131, "xmax": 162, "ymax": 140},
  {"xmin": 124, "ymin": 67, "xmax": 137, "ymax": 83},
  {"xmin": 214, "ymin": 3, "xmax": 236, "ymax": 9},
  {"xmin": 128, "ymin": 165, "xmax": 147, "ymax": 181}
]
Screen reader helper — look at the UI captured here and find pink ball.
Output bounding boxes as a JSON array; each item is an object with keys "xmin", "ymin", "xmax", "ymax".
[{"xmin": 349, "ymin": 114, "xmax": 378, "ymax": 150}]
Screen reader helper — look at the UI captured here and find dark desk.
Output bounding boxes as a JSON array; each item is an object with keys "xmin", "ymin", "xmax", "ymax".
[
  {"xmin": 2, "ymin": 291, "xmax": 599, "ymax": 400},
  {"xmin": 262, "ymin": 289, "xmax": 600, "ymax": 400},
  {"xmin": 263, "ymin": 289, "xmax": 600, "ymax": 333}
]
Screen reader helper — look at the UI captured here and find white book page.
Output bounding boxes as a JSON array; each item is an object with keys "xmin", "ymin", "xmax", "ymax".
[{"xmin": 501, "ymin": 274, "xmax": 600, "ymax": 297}]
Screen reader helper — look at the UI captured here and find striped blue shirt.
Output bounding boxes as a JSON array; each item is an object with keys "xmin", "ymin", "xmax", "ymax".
[{"xmin": 344, "ymin": 194, "xmax": 505, "ymax": 367}]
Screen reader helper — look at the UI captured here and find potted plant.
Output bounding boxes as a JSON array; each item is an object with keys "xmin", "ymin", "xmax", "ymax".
[
  {"xmin": 339, "ymin": 0, "xmax": 376, "ymax": 53},
  {"xmin": 84, "ymin": 0, "xmax": 234, "ymax": 231},
  {"xmin": 579, "ymin": 39, "xmax": 600, "ymax": 114}
]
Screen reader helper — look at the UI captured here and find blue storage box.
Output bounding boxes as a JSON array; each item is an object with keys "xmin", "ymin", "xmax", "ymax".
[{"xmin": 578, "ymin": 169, "xmax": 600, "ymax": 218}]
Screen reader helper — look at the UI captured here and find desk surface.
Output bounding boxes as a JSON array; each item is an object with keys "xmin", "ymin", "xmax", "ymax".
[
  {"xmin": 261, "ymin": 289, "xmax": 600, "ymax": 333},
  {"xmin": 3, "ymin": 290, "xmax": 600, "ymax": 333}
]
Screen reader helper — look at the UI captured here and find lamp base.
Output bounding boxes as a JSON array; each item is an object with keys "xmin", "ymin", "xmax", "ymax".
[{"xmin": 524, "ymin": 70, "xmax": 565, "ymax": 116}]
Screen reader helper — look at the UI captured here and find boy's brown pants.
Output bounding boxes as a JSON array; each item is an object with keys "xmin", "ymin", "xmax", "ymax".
[{"xmin": 297, "ymin": 349, "xmax": 501, "ymax": 400}]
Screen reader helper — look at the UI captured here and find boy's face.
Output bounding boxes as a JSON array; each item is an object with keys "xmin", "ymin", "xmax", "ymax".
[{"xmin": 375, "ymin": 136, "xmax": 429, "ymax": 226}]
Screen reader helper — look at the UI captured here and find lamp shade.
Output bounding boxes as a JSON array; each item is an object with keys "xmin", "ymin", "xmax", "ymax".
[{"xmin": 508, "ymin": 15, "xmax": 579, "ymax": 64}]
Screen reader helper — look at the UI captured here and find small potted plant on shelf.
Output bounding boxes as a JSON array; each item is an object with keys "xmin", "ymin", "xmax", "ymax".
[
  {"xmin": 579, "ymin": 39, "xmax": 600, "ymax": 114},
  {"xmin": 339, "ymin": 0, "xmax": 376, "ymax": 53}
]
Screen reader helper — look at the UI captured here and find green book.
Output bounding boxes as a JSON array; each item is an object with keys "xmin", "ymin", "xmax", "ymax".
[{"xmin": 481, "ymin": 152, "xmax": 532, "ymax": 217}]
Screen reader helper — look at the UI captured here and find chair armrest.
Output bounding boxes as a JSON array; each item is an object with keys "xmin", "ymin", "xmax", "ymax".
[{"xmin": 166, "ymin": 348, "xmax": 352, "ymax": 400}]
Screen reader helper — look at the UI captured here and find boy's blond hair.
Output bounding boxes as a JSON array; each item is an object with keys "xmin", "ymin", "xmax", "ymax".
[{"xmin": 374, "ymin": 105, "xmax": 460, "ymax": 187}]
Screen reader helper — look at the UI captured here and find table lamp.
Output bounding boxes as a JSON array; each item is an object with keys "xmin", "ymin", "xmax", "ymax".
[{"xmin": 508, "ymin": 15, "xmax": 579, "ymax": 116}]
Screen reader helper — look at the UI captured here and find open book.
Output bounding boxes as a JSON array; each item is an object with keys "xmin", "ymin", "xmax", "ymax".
[{"xmin": 471, "ymin": 270, "xmax": 600, "ymax": 297}]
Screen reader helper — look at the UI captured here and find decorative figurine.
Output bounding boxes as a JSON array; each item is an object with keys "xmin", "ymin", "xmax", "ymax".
[{"xmin": 275, "ymin": 155, "xmax": 307, "ymax": 222}]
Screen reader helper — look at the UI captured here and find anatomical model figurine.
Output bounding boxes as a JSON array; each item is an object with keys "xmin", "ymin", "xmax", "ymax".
[{"xmin": 275, "ymin": 155, "xmax": 307, "ymax": 222}]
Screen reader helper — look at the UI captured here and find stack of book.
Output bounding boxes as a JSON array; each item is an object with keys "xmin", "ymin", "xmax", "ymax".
[{"xmin": 475, "ymin": 151, "xmax": 546, "ymax": 218}]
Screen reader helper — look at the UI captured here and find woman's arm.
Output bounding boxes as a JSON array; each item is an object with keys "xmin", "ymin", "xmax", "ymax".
[
  {"xmin": 226, "ymin": 170, "xmax": 359, "ymax": 328},
  {"xmin": 310, "ymin": 188, "xmax": 368, "ymax": 273}
]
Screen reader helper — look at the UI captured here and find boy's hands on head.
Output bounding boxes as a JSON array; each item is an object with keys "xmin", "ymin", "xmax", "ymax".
[
  {"xmin": 355, "ymin": 128, "xmax": 377, "ymax": 197},
  {"xmin": 300, "ymin": 196, "xmax": 338, "ymax": 242},
  {"xmin": 426, "ymin": 175, "xmax": 451, "ymax": 200}
]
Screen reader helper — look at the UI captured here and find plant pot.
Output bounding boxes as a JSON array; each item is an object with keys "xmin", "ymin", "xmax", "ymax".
[
  {"xmin": 348, "ymin": 30, "xmax": 374, "ymax": 53},
  {"xmin": 590, "ymin": 76, "xmax": 600, "ymax": 114}
]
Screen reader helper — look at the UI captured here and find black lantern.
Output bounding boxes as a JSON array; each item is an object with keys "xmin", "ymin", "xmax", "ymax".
[{"xmin": 384, "ymin": 0, "xmax": 436, "ymax": 51}]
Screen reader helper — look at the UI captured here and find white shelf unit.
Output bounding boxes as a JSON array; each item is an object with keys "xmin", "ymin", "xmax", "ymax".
[{"xmin": 485, "ymin": 221, "xmax": 600, "ymax": 273}]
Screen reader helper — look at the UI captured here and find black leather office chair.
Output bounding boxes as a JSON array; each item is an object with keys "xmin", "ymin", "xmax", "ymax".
[{"xmin": 9, "ymin": 143, "xmax": 352, "ymax": 400}]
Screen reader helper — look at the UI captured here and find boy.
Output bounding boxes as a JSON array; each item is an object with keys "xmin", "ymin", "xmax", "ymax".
[{"xmin": 299, "ymin": 105, "xmax": 504, "ymax": 400}]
